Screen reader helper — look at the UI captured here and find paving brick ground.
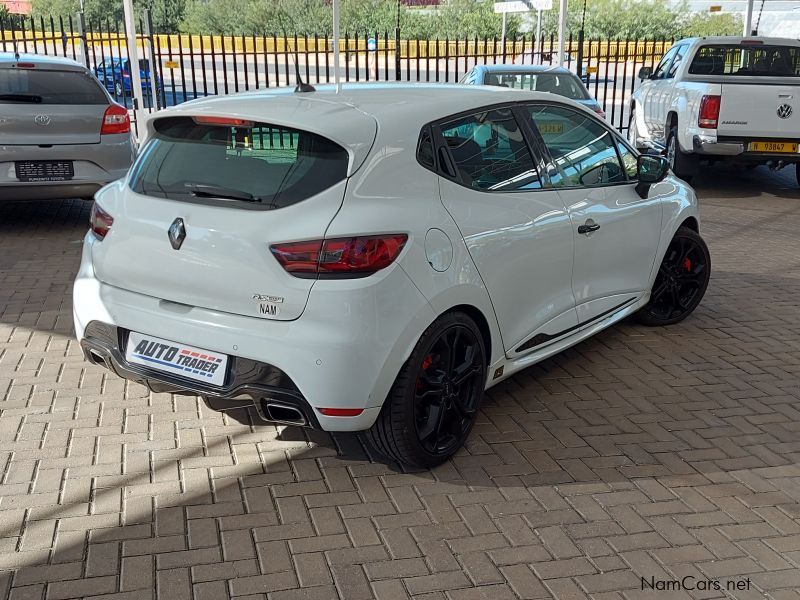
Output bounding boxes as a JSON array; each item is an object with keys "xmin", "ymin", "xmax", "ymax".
[{"xmin": 1, "ymin": 165, "xmax": 799, "ymax": 599}]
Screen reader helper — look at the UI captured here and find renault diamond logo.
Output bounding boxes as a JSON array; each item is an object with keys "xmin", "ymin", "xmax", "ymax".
[
  {"xmin": 168, "ymin": 218, "xmax": 186, "ymax": 250},
  {"xmin": 777, "ymin": 104, "xmax": 793, "ymax": 119},
  {"xmin": 34, "ymin": 114, "xmax": 51, "ymax": 126}
]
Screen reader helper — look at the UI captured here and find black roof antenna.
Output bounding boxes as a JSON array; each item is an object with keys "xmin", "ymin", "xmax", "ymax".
[
  {"xmin": 14, "ymin": 40, "xmax": 20, "ymax": 61},
  {"xmin": 288, "ymin": 41, "xmax": 315, "ymax": 93}
]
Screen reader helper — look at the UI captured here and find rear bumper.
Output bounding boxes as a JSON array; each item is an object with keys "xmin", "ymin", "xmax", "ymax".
[
  {"xmin": 80, "ymin": 321, "xmax": 322, "ymax": 429},
  {"xmin": 692, "ymin": 134, "xmax": 800, "ymax": 162},
  {"xmin": 0, "ymin": 182, "xmax": 102, "ymax": 201},
  {"xmin": 0, "ymin": 135, "xmax": 134, "ymax": 200},
  {"xmin": 73, "ymin": 233, "xmax": 435, "ymax": 432},
  {"xmin": 692, "ymin": 135, "xmax": 744, "ymax": 156}
]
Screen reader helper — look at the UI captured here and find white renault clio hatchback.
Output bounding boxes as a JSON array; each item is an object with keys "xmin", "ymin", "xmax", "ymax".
[{"xmin": 74, "ymin": 83, "xmax": 710, "ymax": 467}]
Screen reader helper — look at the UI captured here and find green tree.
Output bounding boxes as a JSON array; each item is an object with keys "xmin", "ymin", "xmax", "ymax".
[
  {"xmin": 32, "ymin": 0, "xmax": 186, "ymax": 31},
  {"xmin": 32, "ymin": 0, "xmax": 123, "ymax": 25},
  {"xmin": 436, "ymin": 0, "xmax": 520, "ymax": 39},
  {"xmin": 681, "ymin": 11, "xmax": 742, "ymax": 37},
  {"xmin": 180, "ymin": 0, "xmax": 254, "ymax": 35},
  {"xmin": 178, "ymin": 0, "xmax": 517, "ymax": 38},
  {"xmin": 541, "ymin": 0, "xmax": 683, "ymax": 39}
]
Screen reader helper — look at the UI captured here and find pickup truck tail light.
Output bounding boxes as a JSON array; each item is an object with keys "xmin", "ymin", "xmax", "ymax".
[
  {"xmin": 699, "ymin": 95, "xmax": 721, "ymax": 129},
  {"xmin": 270, "ymin": 235, "xmax": 408, "ymax": 278}
]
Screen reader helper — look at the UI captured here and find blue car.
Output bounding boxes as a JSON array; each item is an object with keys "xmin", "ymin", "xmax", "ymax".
[
  {"xmin": 460, "ymin": 64, "xmax": 605, "ymax": 119},
  {"xmin": 94, "ymin": 57, "xmax": 161, "ymax": 99}
]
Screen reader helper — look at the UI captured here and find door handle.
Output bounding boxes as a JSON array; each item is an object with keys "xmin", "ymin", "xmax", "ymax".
[{"xmin": 578, "ymin": 220, "xmax": 600, "ymax": 235}]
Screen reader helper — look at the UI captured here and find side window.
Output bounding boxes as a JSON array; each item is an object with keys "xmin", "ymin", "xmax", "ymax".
[
  {"xmin": 527, "ymin": 105, "xmax": 627, "ymax": 188},
  {"xmin": 417, "ymin": 128, "xmax": 435, "ymax": 169},
  {"xmin": 667, "ymin": 45, "xmax": 687, "ymax": 78},
  {"xmin": 616, "ymin": 139, "xmax": 638, "ymax": 180},
  {"xmin": 652, "ymin": 46, "xmax": 679, "ymax": 80},
  {"xmin": 438, "ymin": 108, "xmax": 542, "ymax": 191}
]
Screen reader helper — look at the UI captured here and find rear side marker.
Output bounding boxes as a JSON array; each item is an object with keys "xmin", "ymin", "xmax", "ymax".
[{"xmin": 318, "ymin": 408, "xmax": 364, "ymax": 417}]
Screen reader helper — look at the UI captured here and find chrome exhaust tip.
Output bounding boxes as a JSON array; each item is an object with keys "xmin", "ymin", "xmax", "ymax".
[{"xmin": 263, "ymin": 402, "xmax": 307, "ymax": 426}]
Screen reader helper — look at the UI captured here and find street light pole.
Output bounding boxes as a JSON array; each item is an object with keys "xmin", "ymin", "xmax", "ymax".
[
  {"xmin": 744, "ymin": 0, "xmax": 755, "ymax": 36},
  {"xmin": 333, "ymin": 0, "xmax": 341, "ymax": 91},
  {"xmin": 395, "ymin": 0, "xmax": 402, "ymax": 80},
  {"xmin": 557, "ymin": 0, "xmax": 567, "ymax": 66}
]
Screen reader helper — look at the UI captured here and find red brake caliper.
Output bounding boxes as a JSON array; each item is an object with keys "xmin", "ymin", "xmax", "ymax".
[
  {"xmin": 682, "ymin": 257, "xmax": 692, "ymax": 272},
  {"xmin": 416, "ymin": 355, "xmax": 435, "ymax": 392}
]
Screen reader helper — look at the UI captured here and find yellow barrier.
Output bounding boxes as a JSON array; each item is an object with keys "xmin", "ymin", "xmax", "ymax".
[{"xmin": 1, "ymin": 30, "xmax": 672, "ymax": 62}]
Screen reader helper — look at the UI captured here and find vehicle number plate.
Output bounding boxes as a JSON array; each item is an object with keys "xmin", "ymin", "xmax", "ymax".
[
  {"xmin": 15, "ymin": 160, "xmax": 74, "ymax": 182},
  {"xmin": 125, "ymin": 331, "xmax": 228, "ymax": 386},
  {"xmin": 749, "ymin": 141, "xmax": 798, "ymax": 153},
  {"xmin": 537, "ymin": 122, "xmax": 565, "ymax": 135}
]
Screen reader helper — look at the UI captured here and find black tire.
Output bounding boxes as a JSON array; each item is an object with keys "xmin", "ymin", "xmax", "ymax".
[
  {"xmin": 666, "ymin": 126, "xmax": 698, "ymax": 183},
  {"xmin": 796, "ymin": 163, "xmax": 800, "ymax": 186},
  {"xmin": 365, "ymin": 312, "xmax": 487, "ymax": 468},
  {"xmin": 636, "ymin": 226, "xmax": 711, "ymax": 327}
]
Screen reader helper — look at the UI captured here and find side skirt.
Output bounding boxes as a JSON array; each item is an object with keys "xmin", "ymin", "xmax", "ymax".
[{"xmin": 486, "ymin": 294, "xmax": 649, "ymax": 388}]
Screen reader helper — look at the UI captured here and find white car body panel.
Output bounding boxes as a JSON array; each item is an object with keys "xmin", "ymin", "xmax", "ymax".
[
  {"xmin": 630, "ymin": 36, "xmax": 800, "ymax": 157},
  {"xmin": 439, "ymin": 175, "xmax": 578, "ymax": 353},
  {"xmin": 74, "ymin": 83, "xmax": 701, "ymax": 433}
]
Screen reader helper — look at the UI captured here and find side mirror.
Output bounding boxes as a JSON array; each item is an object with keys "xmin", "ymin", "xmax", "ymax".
[
  {"xmin": 635, "ymin": 154, "xmax": 669, "ymax": 198},
  {"xmin": 637, "ymin": 66, "xmax": 653, "ymax": 81}
]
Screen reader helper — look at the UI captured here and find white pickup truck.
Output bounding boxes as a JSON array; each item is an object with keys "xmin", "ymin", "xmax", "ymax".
[{"xmin": 628, "ymin": 37, "xmax": 800, "ymax": 184}]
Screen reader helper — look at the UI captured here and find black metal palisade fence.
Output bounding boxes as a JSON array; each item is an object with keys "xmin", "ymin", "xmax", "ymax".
[{"xmin": 0, "ymin": 13, "xmax": 676, "ymax": 134}]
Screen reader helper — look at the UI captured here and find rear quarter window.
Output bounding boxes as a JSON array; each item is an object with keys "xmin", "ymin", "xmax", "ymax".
[
  {"xmin": 0, "ymin": 69, "xmax": 108, "ymax": 104},
  {"xmin": 689, "ymin": 44, "xmax": 800, "ymax": 76},
  {"xmin": 129, "ymin": 117, "xmax": 350, "ymax": 210}
]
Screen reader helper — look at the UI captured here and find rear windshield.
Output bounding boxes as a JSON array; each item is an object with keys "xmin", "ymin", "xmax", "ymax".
[
  {"xmin": 128, "ymin": 117, "xmax": 349, "ymax": 210},
  {"xmin": 688, "ymin": 44, "xmax": 800, "ymax": 77},
  {"xmin": 486, "ymin": 72, "xmax": 590, "ymax": 100},
  {"xmin": 0, "ymin": 68, "xmax": 108, "ymax": 104}
]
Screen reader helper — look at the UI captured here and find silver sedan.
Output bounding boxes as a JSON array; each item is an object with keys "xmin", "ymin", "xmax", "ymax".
[{"xmin": 0, "ymin": 53, "xmax": 135, "ymax": 201}]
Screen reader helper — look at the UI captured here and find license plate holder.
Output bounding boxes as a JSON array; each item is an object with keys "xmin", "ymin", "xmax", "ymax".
[
  {"xmin": 15, "ymin": 160, "xmax": 74, "ymax": 182},
  {"xmin": 748, "ymin": 141, "xmax": 799, "ymax": 154},
  {"xmin": 125, "ymin": 331, "xmax": 228, "ymax": 387}
]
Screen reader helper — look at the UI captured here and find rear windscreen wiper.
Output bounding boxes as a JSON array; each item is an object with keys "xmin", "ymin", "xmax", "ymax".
[
  {"xmin": 184, "ymin": 183, "xmax": 257, "ymax": 202},
  {"xmin": 0, "ymin": 93, "xmax": 43, "ymax": 103}
]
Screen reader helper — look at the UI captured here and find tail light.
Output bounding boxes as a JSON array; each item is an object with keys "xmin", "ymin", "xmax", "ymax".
[
  {"xmin": 699, "ymin": 95, "xmax": 721, "ymax": 129},
  {"xmin": 122, "ymin": 69, "xmax": 130, "ymax": 79},
  {"xmin": 593, "ymin": 106, "xmax": 606, "ymax": 118},
  {"xmin": 101, "ymin": 103, "xmax": 130, "ymax": 135},
  {"xmin": 270, "ymin": 234, "xmax": 408, "ymax": 278},
  {"xmin": 90, "ymin": 203, "xmax": 113, "ymax": 240}
]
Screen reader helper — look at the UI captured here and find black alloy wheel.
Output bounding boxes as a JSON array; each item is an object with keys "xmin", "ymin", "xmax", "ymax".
[
  {"xmin": 636, "ymin": 226, "xmax": 711, "ymax": 326},
  {"xmin": 413, "ymin": 325, "xmax": 484, "ymax": 457},
  {"xmin": 366, "ymin": 312, "xmax": 486, "ymax": 468}
]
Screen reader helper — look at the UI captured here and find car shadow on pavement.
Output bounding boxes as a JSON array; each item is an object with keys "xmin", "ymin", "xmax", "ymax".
[{"xmin": 691, "ymin": 164, "xmax": 800, "ymax": 201}]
